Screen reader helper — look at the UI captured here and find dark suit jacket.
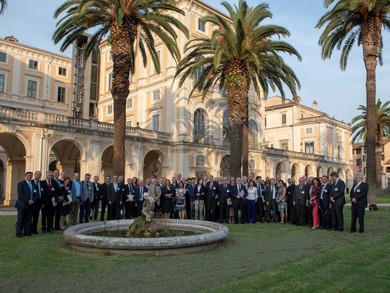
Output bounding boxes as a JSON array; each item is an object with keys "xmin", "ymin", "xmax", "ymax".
[
  {"xmin": 330, "ymin": 179, "xmax": 346, "ymax": 206},
  {"xmin": 194, "ymin": 185, "xmax": 207, "ymax": 201},
  {"xmin": 286, "ymin": 184, "xmax": 295, "ymax": 205},
  {"xmin": 186, "ymin": 184, "xmax": 197, "ymax": 201},
  {"xmin": 350, "ymin": 181, "xmax": 368, "ymax": 208},
  {"xmin": 41, "ymin": 179, "xmax": 60, "ymax": 207},
  {"xmin": 93, "ymin": 182, "xmax": 102, "ymax": 201},
  {"xmin": 206, "ymin": 181, "xmax": 219, "ymax": 200},
  {"xmin": 231, "ymin": 184, "xmax": 247, "ymax": 207},
  {"xmin": 218, "ymin": 183, "xmax": 232, "ymax": 202},
  {"xmin": 16, "ymin": 180, "xmax": 38, "ymax": 209},
  {"xmin": 265, "ymin": 184, "xmax": 278, "ymax": 202},
  {"xmin": 256, "ymin": 183, "xmax": 265, "ymax": 203},
  {"xmin": 107, "ymin": 182, "xmax": 123, "ymax": 203},
  {"xmin": 124, "ymin": 183, "xmax": 136, "ymax": 202},
  {"xmin": 319, "ymin": 183, "xmax": 331, "ymax": 207},
  {"xmin": 101, "ymin": 182, "xmax": 109, "ymax": 201},
  {"xmin": 293, "ymin": 184, "xmax": 309, "ymax": 206},
  {"xmin": 135, "ymin": 186, "xmax": 148, "ymax": 204}
]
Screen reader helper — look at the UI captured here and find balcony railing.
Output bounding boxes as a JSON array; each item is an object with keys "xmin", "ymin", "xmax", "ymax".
[{"xmin": 0, "ymin": 105, "xmax": 172, "ymax": 142}]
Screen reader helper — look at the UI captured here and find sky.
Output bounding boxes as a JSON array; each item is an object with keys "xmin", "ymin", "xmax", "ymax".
[{"xmin": 0, "ymin": 0, "xmax": 388, "ymax": 124}]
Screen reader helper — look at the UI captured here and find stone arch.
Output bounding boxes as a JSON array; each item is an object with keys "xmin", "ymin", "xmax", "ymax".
[
  {"xmin": 275, "ymin": 161, "xmax": 287, "ymax": 181},
  {"xmin": 291, "ymin": 163, "xmax": 300, "ymax": 181},
  {"xmin": 101, "ymin": 145, "xmax": 133, "ymax": 179},
  {"xmin": 0, "ymin": 133, "xmax": 27, "ymax": 205},
  {"xmin": 193, "ymin": 108, "xmax": 209, "ymax": 143},
  {"xmin": 345, "ymin": 169, "xmax": 353, "ymax": 191},
  {"xmin": 305, "ymin": 164, "xmax": 313, "ymax": 177},
  {"xmin": 337, "ymin": 168, "xmax": 345, "ymax": 180},
  {"xmin": 327, "ymin": 166, "xmax": 335, "ymax": 176},
  {"xmin": 317, "ymin": 165, "xmax": 323, "ymax": 177},
  {"xmin": 49, "ymin": 139, "xmax": 83, "ymax": 176},
  {"xmin": 143, "ymin": 150, "xmax": 167, "ymax": 180},
  {"xmin": 220, "ymin": 155, "xmax": 230, "ymax": 177},
  {"xmin": 249, "ymin": 119, "xmax": 259, "ymax": 149},
  {"xmin": 0, "ymin": 158, "xmax": 5, "ymax": 205}
]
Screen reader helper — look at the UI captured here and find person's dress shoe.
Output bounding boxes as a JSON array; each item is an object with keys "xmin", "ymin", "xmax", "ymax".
[
  {"xmin": 359, "ymin": 230, "xmax": 365, "ymax": 233},
  {"xmin": 350, "ymin": 230, "xmax": 356, "ymax": 233},
  {"xmin": 16, "ymin": 234, "xmax": 23, "ymax": 238}
]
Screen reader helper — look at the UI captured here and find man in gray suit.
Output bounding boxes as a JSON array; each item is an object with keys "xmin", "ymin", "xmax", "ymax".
[
  {"xmin": 350, "ymin": 172, "xmax": 368, "ymax": 233},
  {"xmin": 79, "ymin": 173, "xmax": 94, "ymax": 224},
  {"xmin": 329, "ymin": 171, "xmax": 346, "ymax": 232},
  {"xmin": 293, "ymin": 177, "xmax": 309, "ymax": 226}
]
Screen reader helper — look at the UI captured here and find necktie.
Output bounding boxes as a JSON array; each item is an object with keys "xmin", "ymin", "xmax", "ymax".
[
  {"xmin": 36, "ymin": 180, "xmax": 41, "ymax": 198},
  {"xmin": 28, "ymin": 181, "xmax": 33, "ymax": 199}
]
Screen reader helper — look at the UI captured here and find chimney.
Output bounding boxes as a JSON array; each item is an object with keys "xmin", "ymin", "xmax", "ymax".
[
  {"xmin": 312, "ymin": 100, "xmax": 318, "ymax": 110},
  {"xmin": 4, "ymin": 35, "xmax": 19, "ymax": 43}
]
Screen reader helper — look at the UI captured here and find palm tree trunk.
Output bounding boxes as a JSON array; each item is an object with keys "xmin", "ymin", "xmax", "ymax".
[
  {"xmin": 110, "ymin": 23, "xmax": 136, "ymax": 176},
  {"xmin": 226, "ymin": 61, "xmax": 249, "ymax": 178},
  {"xmin": 376, "ymin": 143, "xmax": 382, "ymax": 188},
  {"xmin": 242, "ymin": 95, "xmax": 249, "ymax": 176},
  {"xmin": 362, "ymin": 16, "xmax": 382, "ymax": 205}
]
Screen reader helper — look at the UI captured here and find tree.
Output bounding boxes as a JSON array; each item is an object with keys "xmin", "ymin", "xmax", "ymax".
[
  {"xmin": 0, "ymin": 0, "xmax": 7, "ymax": 14},
  {"xmin": 316, "ymin": 0, "xmax": 390, "ymax": 206},
  {"xmin": 351, "ymin": 99, "xmax": 390, "ymax": 186},
  {"xmin": 176, "ymin": 0, "xmax": 301, "ymax": 177},
  {"xmin": 53, "ymin": 0, "xmax": 188, "ymax": 176}
]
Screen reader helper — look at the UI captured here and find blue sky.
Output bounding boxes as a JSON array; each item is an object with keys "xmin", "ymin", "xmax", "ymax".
[{"xmin": 0, "ymin": 0, "xmax": 388, "ymax": 123}]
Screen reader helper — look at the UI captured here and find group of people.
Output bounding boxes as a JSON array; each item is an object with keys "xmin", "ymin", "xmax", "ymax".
[{"xmin": 15, "ymin": 169, "xmax": 368, "ymax": 237}]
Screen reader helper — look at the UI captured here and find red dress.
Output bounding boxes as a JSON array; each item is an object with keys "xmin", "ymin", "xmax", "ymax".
[{"xmin": 311, "ymin": 186, "xmax": 320, "ymax": 228}]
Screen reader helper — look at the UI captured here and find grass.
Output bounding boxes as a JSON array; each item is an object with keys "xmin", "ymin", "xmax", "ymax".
[
  {"xmin": 1, "ymin": 208, "xmax": 390, "ymax": 293},
  {"xmin": 377, "ymin": 193, "xmax": 390, "ymax": 204}
]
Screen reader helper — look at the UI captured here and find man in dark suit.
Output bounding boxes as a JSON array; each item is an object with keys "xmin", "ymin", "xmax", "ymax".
[
  {"xmin": 231, "ymin": 177, "xmax": 247, "ymax": 224},
  {"xmin": 16, "ymin": 171, "xmax": 37, "ymax": 237},
  {"xmin": 218, "ymin": 177, "xmax": 231, "ymax": 223},
  {"xmin": 285, "ymin": 178, "xmax": 295, "ymax": 223},
  {"xmin": 329, "ymin": 171, "xmax": 346, "ymax": 232},
  {"xmin": 206, "ymin": 175, "xmax": 219, "ymax": 222},
  {"xmin": 107, "ymin": 175, "xmax": 123, "ymax": 220},
  {"xmin": 124, "ymin": 177, "xmax": 136, "ymax": 219},
  {"xmin": 255, "ymin": 176, "xmax": 265, "ymax": 223},
  {"xmin": 41, "ymin": 171, "xmax": 60, "ymax": 233},
  {"xmin": 293, "ymin": 177, "xmax": 309, "ymax": 226},
  {"xmin": 135, "ymin": 180, "xmax": 148, "ymax": 217},
  {"xmin": 53, "ymin": 169, "xmax": 64, "ymax": 230},
  {"xmin": 100, "ymin": 175, "xmax": 111, "ymax": 221},
  {"xmin": 91, "ymin": 175, "xmax": 102, "ymax": 221},
  {"xmin": 350, "ymin": 172, "xmax": 368, "ymax": 233},
  {"xmin": 31, "ymin": 171, "xmax": 43, "ymax": 234},
  {"xmin": 186, "ymin": 177, "xmax": 196, "ymax": 219},
  {"xmin": 79, "ymin": 173, "xmax": 94, "ymax": 224},
  {"xmin": 306, "ymin": 176, "xmax": 314, "ymax": 227},
  {"xmin": 265, "ymin": 178, "xmax": 278, "ymax": 223},
  {"xmin": 319, "ymin": 175, "xmax": 332, "ymax": 229}
]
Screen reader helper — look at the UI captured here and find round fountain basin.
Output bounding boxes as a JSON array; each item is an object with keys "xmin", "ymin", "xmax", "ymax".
[{"xmin": 64, "ymin": 219, "xmax": 229, "ymax": 256}]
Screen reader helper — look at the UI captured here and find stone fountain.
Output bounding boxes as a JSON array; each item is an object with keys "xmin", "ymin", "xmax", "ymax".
[{"xmin": 64, "ymin": 194, "xmax": 229, "ymax": 256}]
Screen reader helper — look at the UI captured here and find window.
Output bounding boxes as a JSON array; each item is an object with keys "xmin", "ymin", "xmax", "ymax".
[
  {"xmin": 386, "ymin": 167, "xmax": 390, "ymax": 173},
  {"xmin": 107, "ymin": 72, "xmax": 112, "ymax": 92},
  {"xmin": 363, "ymin": 155, "xmax": 366, "ymax": 162},
  {"xmin": 27, "ymin": 80, "xmax": 37, "ymax": 98},
  {"xmin": 306, "ymin": 128, "xmax": 313, "ymax": 134},
  {"xmin": 0, "ymin": 52, "xmax": 6, "ymax": 63},
  {"xmin": 357, "ymin": 159, "xmax": 362, "ymax": 166},
  {"xmin": 107, "ymin": 105, "xmax": 113, "ymax": 115},
  {"xmin": 198, "ymin": 19, "xmax": 206, "ymax": 32},
  {"xmin": 126, "ymin": 98, "xmax": 133, "ymax": 109},
  {"xmin": 152, "ymin": 114, "xmax": 160, "ymax": 131},
  {"xmin": 300, "ymin": 112, "xmax": 304, "ymax": 119},
  {"xmin": 0, "ymin": 74, "xmax": 4, "ymax": 92},
  {"xmin": 152, "ymin": 90, "xmax": 160, "ymax": 102},
  {"xmin": 337, "ymin": 144, "xmax": 341, "ymax": 159},
  {"xmin": 305, "ymin": 142, "xmax": 314, "ymax": 154},
  {"xmin": 222, "ymin": 110, "xmax": 229, "ymax": 141},
  {"xmin": 356, "ymin": 148, "xmax": 362, "ymax": 155},
  {"xmin": 194, "ymin": 56, "xmax": 204, "ymax": 82},
  {"xmin": 194, "ymin": 108, "xmax": 207, "ymax": 143},
  {"xmin": 196, "ymin": 155, "xmax": 205, "ymax": 167},
  {"xmin": 126, "ymin": 120, "xmax": 132, "ymax": 127},
  {"xmin": 281, "ymin": 114, "xmax": 287, "ymax": 125},
  {"xmin": 363, "ymin": 167, "xmax": 366, "ymax": 174},
  {"xmin": 28, "ymin": 59, "xmax": 38, "ymax": 70},
  {"xmin": 57, "ymin": 86, "xmax": 66, "ymax": 103},
  {"xmin": 382, "ymin": 154, "xmax": 385, "ymax": 161},
  {"xmin": 58, "ymin": 67, "xmax": 67, "ymax": 76},
  {"xmin": 264, "ymin": 116, "xmax": 267, "ymax": 127},
  {"xmin": 249, "ymin": 119, "xmax": 259, "ymax": 147},
  {"xmin": 281, "ymin": 143, "xmax": 288, "ymax": 150}
]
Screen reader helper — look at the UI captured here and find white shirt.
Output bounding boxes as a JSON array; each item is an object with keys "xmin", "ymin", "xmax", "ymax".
[{"xmin": 247, "ymin": 187, "xmax": 257, "ymax": 200}]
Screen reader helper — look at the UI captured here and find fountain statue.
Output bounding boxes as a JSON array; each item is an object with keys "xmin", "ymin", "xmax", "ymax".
[{"xmin": 128, "ymin": 193, "xmax": 161, "ymax": 237}]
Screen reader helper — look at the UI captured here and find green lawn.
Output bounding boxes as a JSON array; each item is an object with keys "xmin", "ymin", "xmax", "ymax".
[
  {"xmin": 377, "ymin": 193, "xmax": 390, "ymax": 204},
  {"xmin": 1, "ymin": 209, "xmax": 389, "ymax": 293}
]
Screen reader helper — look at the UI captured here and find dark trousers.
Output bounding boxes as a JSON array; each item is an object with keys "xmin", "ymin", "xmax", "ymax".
[
  {"xmin": 54, "ymin": 204, "xmax": 62, "ymax": 230},
  {"xmin": 16, "ymin": 207, "xmax": 33, "ymax": 236},
  {"xmin": 297, "ymin": 203, "xmax": 307, "ymax": 225},
  {"xmin": 265, "ymin": 200, "xmax": 277, "ymax": 223},
  {"xmin": 109, "ymin": 202, "xmax": 121, "ymax": 220},
  {"xmin": 351, "ymin": 204, "xmax": 365, "ymax": 232},
  {"xmin": 331, "ymin": 203, "xmax": 344, "ymax": 231},
  {"xmin": 320, "ymin": 202, "xmax": 331, "ymax": 229},
  {"xmin": 41, "ymin": 204, "xmax": 54, "ymax": 232},
  {"xmin": 136, "ymin": 200, "xmax": 144, "ymax": 217},
  {"xmin": 219, "ymin": 198, "xmax": 229, "ymax": 223},
  {"xmin": 100, "ymin": 199, "xmax": 109, "ymax": 221},
  {"xmin": 286, "ymin": 202, "xmax": 293, "ymax": 222},
  {"xmin": 256, "ymin": 200, "xmax": 263, "ymax": 222},
  {"xmin": 124, "ymin": 201, "xmax": 136, "ymax": 219},
  {"xmin": 185, "ymin": 195, "xmax": 192, "ymax": 220},
  {"xmin": 206, "ymin": 197, "xmax": 216, "ymax": 221},
  {"xmin": 234, "ymin": 199, "xmax": 246, "ymax": 224},
  {"xmin": 79, "ymin": 199, "xmax": 91, "ymax": 223},
  {"xmin": 31, "ymin": 202, "xmax": 42, "ymax": 233},
  {"xmin": 307, "ymin": 205, "xmax": 313, "ymax": 227},
  {"xmin": 246, "ymin": 200, "xmax": 256, "ymax": 224},
  {"xmin": 92, "ymin": 199, "xmax": 100, "ymax": 220}
]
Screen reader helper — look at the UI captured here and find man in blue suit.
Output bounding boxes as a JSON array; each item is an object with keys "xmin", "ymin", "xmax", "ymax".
[
  {"xmin": 350, "ymin": 172, "xmax": 369, "ymax": 233},
  {"xmin": 135, "ymin": 180, "xmax": 148, "ymax": 217},
  {"xmin": 231, "ymin": 177, "xmax": 247, "ymax": 224},
  {"xmin": 329, "ymin": 171, "xmax": 346, "ymax": 232},
  {"xmin": 319, "ymin": 175, "xmax": 332, "ymax": 230},
  {"xmin": 16, "ymin": 171, "xmax": 38, "ymax": 237}
]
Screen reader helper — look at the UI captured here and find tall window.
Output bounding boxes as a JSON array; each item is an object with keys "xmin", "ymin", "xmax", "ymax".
[
  {"xmin": 305, "ymin": 142, "xmax": 314, "ymax": 154},
  {"xmin": 222, "ymin": 109, "xmax": 229, "ymax": 141},
  {"xmin": 198, "ymin": 19, "xmax": 206, "ymax": 32},
  {"xmin": 107, "ymin": 72, "xmax": 112, "ymax": 92},
  {"xmin": 337, "ymin": 144, "xmax": 341, "ymax": 159},
  {"xmin": 107, "ymin": 105, "xmax": 113, "ymax": 115},
  {"xmin": 126, "ymin": 120, "xmax": 132, "ymax": 127},
  {"xmin": 28, "ymin": 59, "xmax": 38, "ymax": 70},
  {"xmin": 281, "ymin": 113, "xmax": 287, "ymax": 125},
  {"xmin": 0, "ymin": 52, "xmax": 6, "ymax": 63},
  {"xmin": 249, "ymin": 119, "xmax": 259, "ymax": 147},
  {"xmin": 196, "ymin": 155, "xmax": 205, "ymax": 167},
  {"xmin": 265, "ymin": 116, "xmax": 267, "ymax": 127},
  {"xmin": 57, "ymin": 86, "xmax": 66, "ymax": 103},
  {"xmin": 357, "ymin": 158, "xmax": 362, "ymax": 166},
  {"xmin": 0, "ymin": 74, "xmax": 4, "ymax": 92},
  {"xmin": 306, "ymin": 127, "xmax": 313, "ymax": 134},
  {"xmin": 58, "ymin": 67, "xmax": 67, "ymax": 76},
  {"xmin": 153, "ymin": 90, "xmax": 160, "ymax": 102},
  {"xmin": 194, "ymin": 56, "xmax": 204, "ymax": 83},
  {"xmin": 152, "ymin": 114, "xmax": 160, "ymax": 131},
  {"xmin": 126, "ymin": 98, "xmax": 133, "ymax": 109},
  {"xmin": 27, "ymin": 80, "xmax": 37, "ymax": 98},
  {"xmin": 194, "ymin": 108, "xmax": 207, "ymax": 143}
]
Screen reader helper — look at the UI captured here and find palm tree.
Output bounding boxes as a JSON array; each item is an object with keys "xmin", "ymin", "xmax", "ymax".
[
  {"xmin": 176, "ymin": 0, "xmax": 301, "ymax": 177},
  {"xmin": 53, "ymin": 0, "xmax": 188, "ymax": 176},
  {"xmin": 316, "ymin": 0, "xmax": 390, "ymax": 205},
  {"xmin": 351, "ymin": 99, "xmax": 390, "ymax": 187},
  {"xmin": 0, "ymin": 0, "xmax": 7, "ymax": 14}
]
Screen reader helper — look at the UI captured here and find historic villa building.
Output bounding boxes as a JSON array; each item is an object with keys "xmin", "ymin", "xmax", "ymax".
[{"xmin": 0, "ymin": 0, "xmax": 353, "ymax": 205}]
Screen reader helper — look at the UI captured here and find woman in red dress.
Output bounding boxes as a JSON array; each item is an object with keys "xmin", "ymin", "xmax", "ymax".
[{"xmin": 310, "ymin": 177, "xmax": 321, "ymax": 229}]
